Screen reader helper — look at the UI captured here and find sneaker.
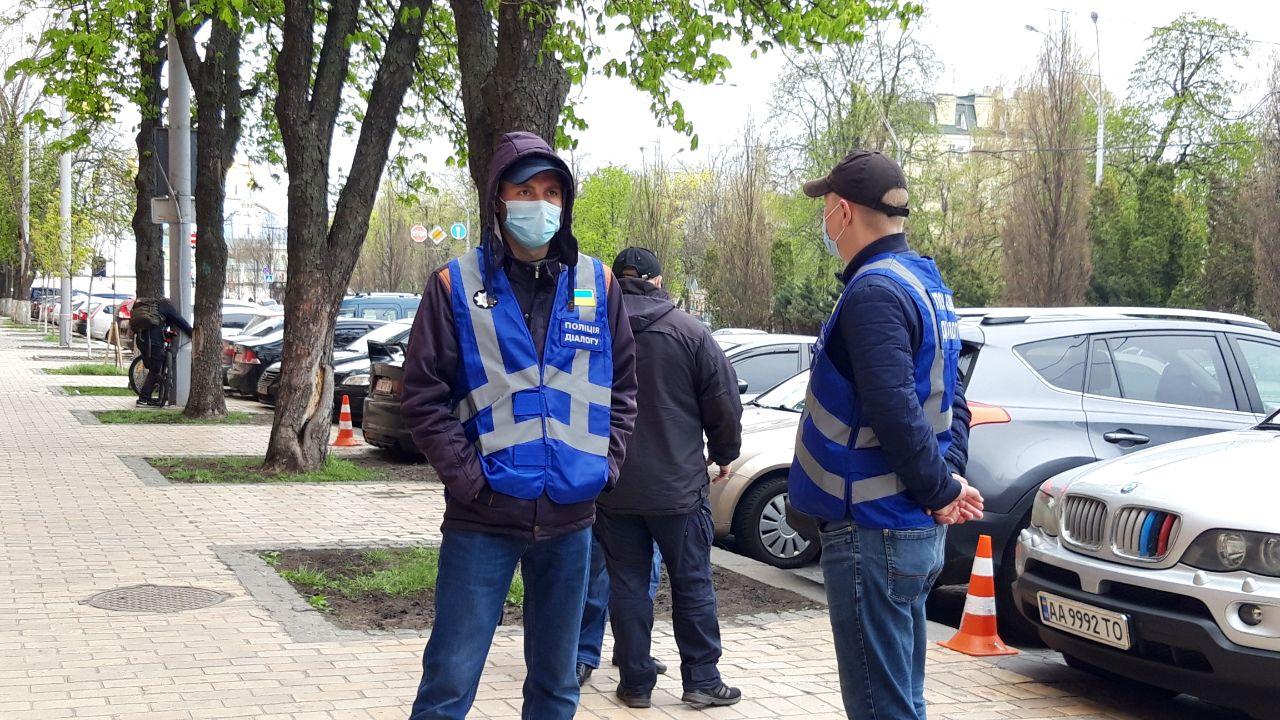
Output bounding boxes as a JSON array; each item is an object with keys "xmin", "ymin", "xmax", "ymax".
[
  {"xmin": 135, "ymin": 397, "xmax": 159, "ymax": 407},
  {"xmin": 682, "ymin": 682, "xmax": 742, "ymax": 708},
  {"xmin": 615, "ymin": 687, "xmax": 652, "ymax": 709},
  {"xmin": 576, "ymin": 663, "xmax": 593, "ymax": 687}
]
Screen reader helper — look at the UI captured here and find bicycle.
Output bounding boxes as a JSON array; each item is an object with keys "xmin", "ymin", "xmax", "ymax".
[{"xmin": 129, "ymin": 330, "xmax": 177, "ymax": 406}]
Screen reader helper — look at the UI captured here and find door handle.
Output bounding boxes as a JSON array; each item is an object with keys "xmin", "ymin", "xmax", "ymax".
[{"xmin": 1104, "ymin": 430, "xmax": 1150, "ymax": 445}]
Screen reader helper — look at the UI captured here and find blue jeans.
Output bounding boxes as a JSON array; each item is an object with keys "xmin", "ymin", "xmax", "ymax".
[
  {"xmin": 819, "ymin": 522, "xmax": 945, "ymax": 720},
  {"xmin": 596, "ymin": 504, "xmax": 723, "ymax": 693},
  {"xmin": 409, "ymin": 527, "xmax": 592, "ymax": 720},
  {"xmin": 577, "ymin": 534, "xmax": 661, "ymax": 668}
]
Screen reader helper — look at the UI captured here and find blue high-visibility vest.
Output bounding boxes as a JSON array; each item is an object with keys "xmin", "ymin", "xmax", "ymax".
[
  {"xmin": 447, "ymin": 248, "xmax": 613, "ymax": 504},
  {"xmin": 788, "ymin": 252, "xmax": 961, "ymax": 529}
]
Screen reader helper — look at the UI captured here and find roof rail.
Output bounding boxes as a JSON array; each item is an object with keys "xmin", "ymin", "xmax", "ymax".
[{"xmin": 954, "ymin": 306, "xmax": 1271, "ymax": 331}]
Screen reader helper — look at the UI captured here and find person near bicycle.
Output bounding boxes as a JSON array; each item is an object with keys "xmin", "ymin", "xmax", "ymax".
[{"xmin": 129, "ymin": 297, "xmax": 191, "ymax": 407}]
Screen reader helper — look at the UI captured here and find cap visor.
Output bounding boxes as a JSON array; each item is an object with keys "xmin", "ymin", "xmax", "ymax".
[
  {"xmin": 505, "ymin": 158, "xmax": 565, "ymax": 185},
  {"xmin": 802, "ymin": 177, "xmax": 832, "ymax": 198}
]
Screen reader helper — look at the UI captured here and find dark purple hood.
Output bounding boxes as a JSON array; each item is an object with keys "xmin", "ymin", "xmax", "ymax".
[{"xmin": 481, "ymin": 132, "xmax": 579, "ymax": 284}]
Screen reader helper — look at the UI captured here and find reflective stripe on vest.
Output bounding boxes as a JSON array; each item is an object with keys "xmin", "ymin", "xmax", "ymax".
[
  {"xmin": 787, "ymin": 251, "xmax": 960, "ymax": 528},
  {"xmin": 452, "ymin": 250, "xmax": 611, "ymax": 461}
]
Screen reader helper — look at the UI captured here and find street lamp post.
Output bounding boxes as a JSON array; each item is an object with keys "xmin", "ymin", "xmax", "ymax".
[
  {"xmin": 1026, "ymin": 14, "xmax": 1105, "ymax": 186},
  {"xmin": 1091, "ymin": 12, "xmax": 1104, "ymax": 187}
]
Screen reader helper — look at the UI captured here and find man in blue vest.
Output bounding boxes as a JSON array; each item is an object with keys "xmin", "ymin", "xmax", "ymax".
[
  {"xmin": 400, "ymin": 131, "xmax": 639, "ymax": 720},
  {"xmin": 788, "ymin": 150, "xmax": 983, "ymax": 720}
]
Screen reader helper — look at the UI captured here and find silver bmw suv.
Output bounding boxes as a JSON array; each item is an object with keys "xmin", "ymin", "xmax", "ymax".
[{"xmin": 948, "ymin": 307, "xmax": 1280, "ymax": 635}]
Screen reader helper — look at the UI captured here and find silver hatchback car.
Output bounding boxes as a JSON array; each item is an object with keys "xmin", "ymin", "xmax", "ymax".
[{"xmin": 713, "ymin": 307, "xmax": 1280, "ymax": 635}]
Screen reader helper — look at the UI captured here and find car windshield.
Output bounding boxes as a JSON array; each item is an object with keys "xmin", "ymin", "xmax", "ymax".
[
  {"xmin": 748, "ymin": 370, "xmax": 809, "ymax": 413},
  {"xmin": 345, "ymin": 321, "xmax": 412, "ymax": 354}
]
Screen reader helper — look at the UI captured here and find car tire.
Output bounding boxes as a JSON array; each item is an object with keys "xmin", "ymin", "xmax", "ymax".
[
  {"xmin": 128, "ymin": 355, "xmax": 146, "ymax": 394},
  {"xmin": 995, "ymin": 511, "xmax": 1045, "ymax": 647},
  {"xmin": 732, "ymin": 474, "xmax": 820, "ymax": 569}
]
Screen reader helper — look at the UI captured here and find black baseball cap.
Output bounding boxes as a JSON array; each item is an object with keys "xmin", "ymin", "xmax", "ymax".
[
  {"xmin": 612, "ymin": 247, "xmax": 662, "ymax": 279},
  {"xmin": 802, "ymin": 150, "xmax": 910, "ymax": 217},
  {"xmin": 502, "ymin": 155, "xmax": 569, "ymax": 185}
]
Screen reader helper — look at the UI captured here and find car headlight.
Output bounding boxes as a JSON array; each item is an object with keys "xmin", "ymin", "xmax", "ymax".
[
  {"xmin": 1184, "ymin": 530, "xmax": 1280, "ymax": 577},
  {"xmin": 342, "ymin": 374, "xmax": 371, "ymax": 387},
  {"xmin": 1030, "ymin": 488, "xmax": 1061, "ymax": 537}
]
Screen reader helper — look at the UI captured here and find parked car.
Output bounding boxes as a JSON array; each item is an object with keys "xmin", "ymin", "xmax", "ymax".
[
  {"xmin": 87, "ymin": 297, "xmax": 135, "ymax": 340},
  {"xmin": 226, "ymin": 317, "xmax": 384, "ymax": 397},
  {"xmin": 707, "ymin": 307, "xmax": 1280, "ymax": 635},
  {"xmin": 363, "ymin": 352, "xmax": 417, "ymax": 455},
  {"xmin": 221, "ymin": 314, "xmax": 285, "ymax": 385},
  {"xmin": 221, "ymin": 302, "xmax": 278, "ymax": 340},
  {"xmin": 1013, "ymin": 412, "xmax": 1280, "ymax": 718},
  {"xmin": 29, "ymin": 287, "xmax": 59, "ymax": 318},
  {"xmin": 338, "ymin": 292, "xmax": 420, "ymax": 321},
  {"xmin": 721, "ymin": 334, "xmax": 816, "ymax": 401},
  {"xmin": 712, "ymin": 327, "xmax": 767, "ymax": 337},
  {"xmin": 74, "ymin": 294, "xmax": 130, "ymax": 336},
  {"xmin": 360, "ymin": 330, "xmax": 816, "ymax": 457},
  {"xmin": 256, "ymin": 318, "xmax": 414, "ymax": 423}
]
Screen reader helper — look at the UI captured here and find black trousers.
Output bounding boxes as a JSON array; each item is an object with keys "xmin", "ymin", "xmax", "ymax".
[
  {"xmin": 596, "ymin": 502, "xmax": 723, "ymax": 693},
  {"xmin": 138, "ymin": 340, "xmax": 166, "ymax": 400}
]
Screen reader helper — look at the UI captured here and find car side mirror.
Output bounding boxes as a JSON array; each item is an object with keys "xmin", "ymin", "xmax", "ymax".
[{"xmin": 738, "ymin": 379, "xmax": 748, "ymax": 395}]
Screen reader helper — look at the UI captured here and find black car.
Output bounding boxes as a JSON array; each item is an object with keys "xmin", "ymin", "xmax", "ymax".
[
  {"xmin": 256, "ymin": 319, "xmax": 414, "ymax": 423},
  {"xmin": 362, "ymin": 352, "xmax": 418, "ymax": 455},
  {"xmin": 226, "ymin": 317, "xmax": 384, "ymax": 398}
]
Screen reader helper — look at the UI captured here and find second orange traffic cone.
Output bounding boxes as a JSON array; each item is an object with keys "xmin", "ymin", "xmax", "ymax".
[
  {"xmin": 332, "ymin": 394, "xmax": 362, "ymax": 447},
  {"xmin": 939, "ymin": 534, "xmax": 1018, "ymax": 657}
]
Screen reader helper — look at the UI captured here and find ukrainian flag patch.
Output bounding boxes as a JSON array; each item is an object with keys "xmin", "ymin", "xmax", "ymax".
[{"xmin": 573, "ymin": 288, "xmax": 596, "ymax": 307}]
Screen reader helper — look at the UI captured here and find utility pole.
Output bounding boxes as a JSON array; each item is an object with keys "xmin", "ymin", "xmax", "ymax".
[
  {"xmin": 58, "ymin": 106, "xmax": 72, "ymax": 348},
  {"xmin": 167, "ymin": 26, "xmax": 194, "ymax": 405},
  {"xmin": 21, "ymin": 122, "xmax": 30, "ymax": 324},
  {"xmin": 1092, "ymin": 11, "xmax": 1105, "ymax": 187}
]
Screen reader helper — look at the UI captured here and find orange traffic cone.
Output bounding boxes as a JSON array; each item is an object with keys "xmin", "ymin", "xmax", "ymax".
[
  {"xmin": 332, "ymin": 394, "xmax": 362, "ymax": 447},
  {"xmin": 939, "ymin": 534, "xmax": 1018, "ymax": 657}
]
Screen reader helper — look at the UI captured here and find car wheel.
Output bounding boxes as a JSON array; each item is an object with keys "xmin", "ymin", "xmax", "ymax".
[
  {"xmin": 995, "ymin": 510, "xmax": 1045, "ymax": 646},
  {"xmin": 128, "ymin": 355, "xmax": 147, "ymax": 394},
  {"xmin": 732, "ymin": 474, "xmax": 820, "ymax": 569}
]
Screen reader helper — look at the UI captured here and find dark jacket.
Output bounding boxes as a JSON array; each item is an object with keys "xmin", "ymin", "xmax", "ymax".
[
  {"xmin": 826, "ymin": 233, "xmax": 971, "ymax": 512},
  {"xmin": 399, "ymin": 132, "xmax": 639, "ymax": 542},
  {"xmin": 130, "ymin": 298, "xmax": 192, "ymax": 362},
  {"xmin": 598, "ymin": 278, "xmax": 743, "ymax": 515}
]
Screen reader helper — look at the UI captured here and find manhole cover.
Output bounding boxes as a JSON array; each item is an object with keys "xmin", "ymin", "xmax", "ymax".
[{"xmin": 83, "ymin": 585, "xmax": 229, "ymax": 613}]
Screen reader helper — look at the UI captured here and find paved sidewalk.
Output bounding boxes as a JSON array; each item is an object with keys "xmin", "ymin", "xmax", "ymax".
[{"xmin": 0, "ymin": 322, "xmax": 1241, "ymax": 720}]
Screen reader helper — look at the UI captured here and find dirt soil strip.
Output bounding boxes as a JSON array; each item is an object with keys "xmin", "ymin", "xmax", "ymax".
[{"xmin": 271, "ymin": 547, "xmax": 821, "ymax": 632}]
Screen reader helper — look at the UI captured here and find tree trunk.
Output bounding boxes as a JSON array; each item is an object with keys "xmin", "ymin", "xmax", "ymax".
[
  {"xmin": 450, "ymin": 0, "xmax": 569, "ymax": 200},
  {"xmin": 264, "ymin": 0, "xmax": 429, "ymax": 472},
  {"xmin": 132, "ymin": 22, "xmax": 166, "ymax": 299},
  {"xmin": 171, "ymin": 10, "xmax": 243, "ymax": 418}
]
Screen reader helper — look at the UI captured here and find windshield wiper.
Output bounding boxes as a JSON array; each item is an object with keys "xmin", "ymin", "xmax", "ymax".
[
  {"xmin": 1257, "ymin": 422, "xmax": 1280, "ymax": 431},
  {"xmin": 761, "ymin": 403, "xmax": 801, "ymax": 413}
]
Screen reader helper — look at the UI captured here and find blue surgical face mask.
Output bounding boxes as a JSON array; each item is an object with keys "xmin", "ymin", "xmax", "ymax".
[
  {"xmin": 821, "ymin": 203, "xmax": 847, "ymax": 260},
  {"xmin": 502, "ymin": 199, "xmax": 562, "ymax": 250}
]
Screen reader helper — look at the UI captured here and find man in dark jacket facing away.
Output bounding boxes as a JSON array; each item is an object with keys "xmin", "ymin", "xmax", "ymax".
[
  {"xmin": 789, "ymin": 151, "xmax": 982, "ymax": 720},
  {"xmin": 128, "ymin": 297, "xmax": 192, "ymax": 407},
  {"xmin": 595, "ymin": 247, "xmax": 744, "ymax": 710},
  {"xmin": 401, "ymin": 132, "xmax": 638, "ymax": 720}
]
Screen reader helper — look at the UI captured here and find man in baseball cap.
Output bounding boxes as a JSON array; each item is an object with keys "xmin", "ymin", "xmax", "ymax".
[{"xmin": 788, "ymin": 150, "xmax": 982, "ymax": 720}]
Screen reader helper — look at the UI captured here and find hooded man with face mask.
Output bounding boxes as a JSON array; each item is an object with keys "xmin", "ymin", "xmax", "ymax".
[{"xmin": 401, "ymin": 131, "xmax": 639, "ymax": 720}]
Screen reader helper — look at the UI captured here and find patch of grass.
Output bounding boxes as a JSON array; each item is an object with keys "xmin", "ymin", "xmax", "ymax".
[
  {"xmin": 307, "ymin": 594, "xmax": 332, "ymax": 613},
  {"xmin": 148, "ymin": 455, "xmax": 381, "ymax": 484},
  {"xmin": 94, "ymin": 409, "xmax": 266, "ymax": 425},
  {"xmin": 281, "ymin": 564, "xmax": 336, "ymax": 590},
  {"xmin": 62, "ymin": 385, "xmax": 134, "ymax": 396},
  {"xmin": 260, "ymin": 550, "xmax": 282, "ymax": 567},
  {"xmin": 276, "ymin": 547, "xmax": 524, "ymax": 606},
  {"xmin": 43, "ymin": 333, "xmax": 59, "ymax": 343},
  {"xmin": 46, "ymin": 363, "xmax": 128, "ymax": 376}
]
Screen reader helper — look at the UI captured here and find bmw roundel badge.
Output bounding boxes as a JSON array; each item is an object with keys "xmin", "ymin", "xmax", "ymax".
[{"xmin": 1120, "ymin": 481, "xmax": 1139, "ymax": 494}]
